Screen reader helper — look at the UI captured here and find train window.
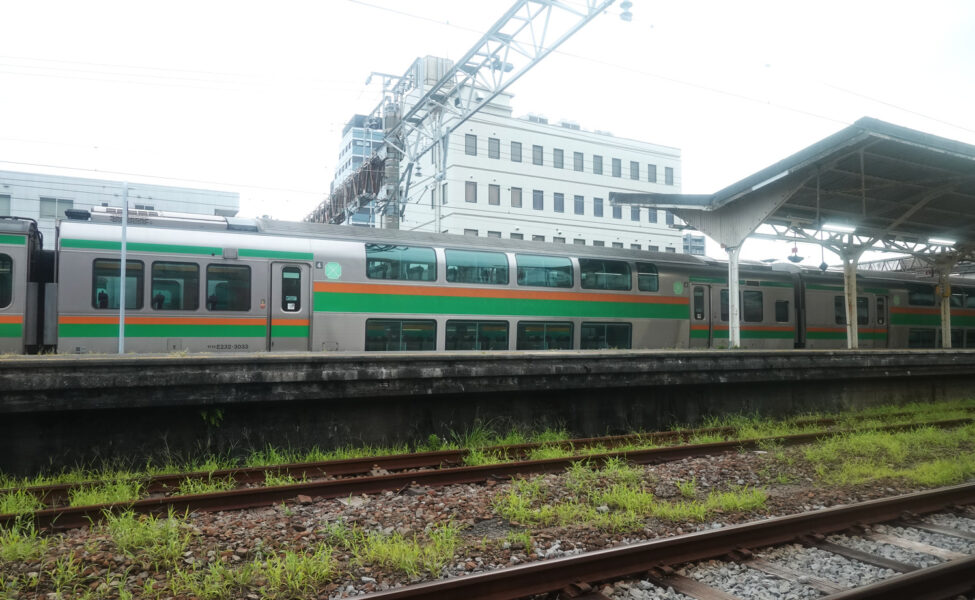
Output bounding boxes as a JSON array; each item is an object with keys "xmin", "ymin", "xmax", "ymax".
[
  {"xmin": 581, "ymin": 322, "xmax": 631, "ymax": 349},
  {"xmin": 965, "ymin": 289, "xmax": 975, "ymax": 308},
  {"xmin": 693, "ymin": 287, "xmax": 705, "ymax": 320},
  {"xmin": 515, "ymin": 254, "xmax": 572, "ymax": 288},
  {"xmin": 876, "ymin": 297, "xmax": 887, "ymax": 325},
  {"xmin": 281, "ymin": 266, "xmax": 301, "ymax": 312},
  {"xmin": 206, "ymin": 265, "xmax": 250, "ymax": 311},
  {"xmin": 908, "ymin": 328, "xmax": 936, "ymax": 348},
  {"xmin": 908, "ymin": 285, "xmax": 935, "ymax": 306},
  {"xmin": 92, "ymin": 259, "xmax": 144, "ymax": 310},
  {"xmin": 742, "ymin": 290, "xmax": 763, "ymax": 322},
  {"xmin": 951, "ymin": 329, "xmax": 963, "ymax": 348},
  {"xmin": 834, "ymin": 296, "xmax": 869, "ymax": 325},
  {"xmin": 445, "ymin": 249, "xmax": 509, "ymax": 285},
  {"xmin": 636, "ymin": 262, "xmax": 658, "ymax": 292},
  {"xmin": 0, "ymin": 253, "xmax": 11, "ymax": 308},
  {"xmin": 517, "ymin": 321, "xmax": 573, "ymax": 350},
  {"xmin": 365, "ymin": 319, "xmax": 436, "ymax": 351},
  {"xmin": 151, "ymin": 262, "xmax": 199, "ymax": 311},
  {"xmin": 967, "ymin": 330, "xmax": 975, "ymax": 348},
  {"xmin": 445, "ymin": 320, "xmax": 509, "ymax": 350},
  {"xmin": 950, "ymin": 292, "xmax": 964, "ymax": 308},
  {"xmin": 720, "ymin": 289, "xmax": 729, "ymax": 322},
  {"xmin": 365, "ymin": 245, "xmax": 436, "ymax": 281},
  {"xmin": 775, "ymin": 300, "xmax": 789, "ymax": 323},
  {"xmin": 580, "ymin": 259, "xmax": 631, "ymax": 291}
]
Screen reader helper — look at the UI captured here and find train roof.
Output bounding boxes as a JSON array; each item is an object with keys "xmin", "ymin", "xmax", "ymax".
[{"xmin": 0, "ymin": 217, "xmax": 37, "ymax": 235}]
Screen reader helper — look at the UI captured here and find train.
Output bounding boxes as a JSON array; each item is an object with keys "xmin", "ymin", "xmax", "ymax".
[{"xmin": 1, "ymin": 207, "xmax": 973, "ymax": 355}]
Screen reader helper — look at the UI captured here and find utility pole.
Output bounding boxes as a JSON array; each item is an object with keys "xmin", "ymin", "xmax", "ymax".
[{"xmin": 382, "ymin": 101, "xmax": 401, "ymax": 229}]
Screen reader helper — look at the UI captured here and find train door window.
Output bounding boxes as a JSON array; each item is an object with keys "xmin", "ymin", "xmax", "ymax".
[
  {"xmin": 579, "ymin": 259, "xmax": 631, "ymax": 291},
  {"xmin": 445, "ymin": 249, "xmax": 509, "ymax": 284},
  {"xmin": 742, "ymin": 290, "xmax": 763, "ymax": 322},
  {"xmin": 0, "ymin": 253, "xmax": 11, "ymax": 308},
  {"xmin": 693, "ymin": 287, "xmax": 705, "ymax": 320},
  {"xmin": 92, "ymin": 259, "xmax": 144, "ymax": 309},
  {"xmin": 151, "ymin": 262, "xmax": 199, "ymax": 310},
  {"xmin": 281, "ymin": 266, "xmax": 301, "ymax": 312},
  {"xmin": 720, "ymin": 289, "xmax": 729, "ymax": 321},
  {"xmin": 364, "ymin": 319, "xmax": 436, "ymax": 351},
  {"xmin": 833, "ymin": 296, "xmax": 869, "ymax": 325},
  {"xmin": 876, "ymin": 297, "xmax": 887, "ymax": 325},
  {"xmin": 908, "ymin": 328, "xmax": 936, "ymax": 348},
  {"xmin": 516, "ymin": 321, "xmax": 573, "ymax": 350},
  {"xmin": 206, "ymin": 264, "xmax": 250, "ymax": 311},
  {"xmin": 636, "ymin": 262, "xmax": 658, "ymax": 292},
  {"xmin": 581, "ymin": 322, "xmax": 631, "ymax": 349},
  {"xmin": 515, "ymin": 254, "xmax": 572, "ymax": 288},
  {"xmin": 775, "ymin": 300, "xmax": 789, "ymax": 323},
  {"xmin": 445, "ymin": 320, "xmax": 509, "ymax": 350},
  {"xmin": 365, "ymin": 245, "xmax": 436, "ymax": 281}
]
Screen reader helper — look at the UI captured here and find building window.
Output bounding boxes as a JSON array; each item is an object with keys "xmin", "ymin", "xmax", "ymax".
[
  {"xmin": 151, "ymin": 262, "xmax": 200, "ymax": 310},
  {"xmin": 445, "ymin": 249, "xmax": 508, "ymax": 284},
  {"xmin": 573, "ymin": 239, "xmax": 585, "ymax": 245},
  {"xmin": 636, "ymin": 262, "xmax": 658, "ymax": 292},
  {"xmin": 532, "ymin": 189, "xmax": 544, "ymax": 211},
  {"xmin": 0, "ymin": 194, "xmax": 10, "ymax": 216},
  {"xmin": 92, "ymin": 259, "xmax": 144, "ymax": 310},
  {"xmin": 487, "ymin": 231, "xmax": 502, "ymax": 238},
  {"xmin": 441, "ymin": 183, "xmax": 448, "ymax": 205},
  {"xmin": 40, "ymin": 197, "xmax": 73, "ymax": 219},
  {"xmin": 553, "ymin": 148, "xmax": 564, "ymax": 169},
  {"xmin": 665, "ymin": 211, "xmax": 675, "ymax": 225},
  {"xmin": 510, "ymin": 233, "xmax": 524, "ymax": 240},
  {"xmin": 365, "ymin": 319, "xmax": 436, "ymax": 351},
  {"xmin": 612, "ymin": 205, "xmax": 622, "ymax": 219},
  {"xmin": 648, "ymin": 245, "xmax": 659, "ymax": 252},
  {"xmin": 511, "ymin": 141, "xmax": 522, "ymax": 162},
  {"xmin": 464, "ymin": 229, "xmax": 478, "ymax": 236},
  {"xmin": 665, "ymin": 247, "xmax": 676, "ymax": 253},
  {"xmin": 593, "ymin": 155, "xmax": 603, "ymax": 175},
  {"xmin": 465, "ymin": 181, "xmax": 477, "ymax": 203},
  {"xmin": 611, "ymin": 242, "xmax": 623, "ymax": 248},
  {"xmin": 612, "ymin": 158, "xmax": 621, "ymax": 178},
  {"xmin": 205, "ymin": 264, "xmax": 250, "ymax": 311},
  {"xmin": 517, "ymin": 321, "xmax": 573, "ymax": 350},
  {"xmin": 554, "ymin": 193, "xmax": 564, "ymax": 213},
  {"xmin": 593, "ymin": 240, "xmax": 604, "ymax": 247},
  {"xmin": 532, "ymin": 235, "xmax": 545, "ymax": 242},
  {"xmin": 630, "ymin": 207, "xmax": 640, "ymax": 221},
  {"xmin": 580, "ymin": 259, "xmax": 631, "ymax": 291},
  {"xmin": 511, "ymin": 187, "xmax": 523, "ymax": 208},
  {"xmin": 574, "ymin": 195, "xmax": 584, "ymax": 215},
  {"xmin": 366, "ymin": 244, "xmax": 436, "ymax": 281},
  {"xmin": 430, "ymin": 188, "xmax": 435, "ymax": 208},
  {"xmin": 665, "ymin": 166, "xmax": 674, "ymax": 185},
  {"xmin": 516, "ymin": 254, "xmax": 572, "ymax": 288},
  {"xmin": 553, "ymin": 236, "xmax": 565, "ymax": 243},
  {"xmin": 630, "ymin": 244, "xmax": 641, "ymax": 250},
  {"xmin": 488, "ymin": 184, "xmax": 500, "ymax": 205},
  {"xmin": 630, "ymin": 161, "xmax": 639, "ymax": 180},
  {"xmin": 648, "ymin": 209, "xmax": 657, "ymax": 223},
  {"xmin": 594, "ymin": 197, "xmax": 603, "ymax": 217},
  {"xmin": 574, "ymin": 152, "xmax": 584, "ymax": 172},
  {"xmin": 648, "ymin": 164, "xmax": 657, "ymax": 183},
  {"xmin": 446, "ymin": 320, "xmax": 508, "ymax": 350},
  {"xmin": 465, "ymin": 134, "xmax": 477, "ymax": 156},
  {"xmin": 532, "ymin": 144, "xmax": 543, "ymax": 166},
  {"xmin": 488, "ymin": 137, "xmax": 500, "ymax": 159},
  {"xmin": 581, "ymin": 322, "xmax": 632, "ymax": 349}
]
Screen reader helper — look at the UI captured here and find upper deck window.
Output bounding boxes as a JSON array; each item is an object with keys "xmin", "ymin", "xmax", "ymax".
[
  {"xmin": 516, "ymin": 254, "xmax": 572, "ymax": 288},
  {"xmin": 366, "ymin": 245, "xmax": 436, "ymax": 281},
  {"xmin": 445, "ymin": 249, "xmax": 509, "ymax": 285},
  {"xmin": 636, "ymin": 262, "xmax": 659, "ymax": 292},
  {"xmin": 579, "ymin": 259, "xmax": 631, "ymax": 291}
]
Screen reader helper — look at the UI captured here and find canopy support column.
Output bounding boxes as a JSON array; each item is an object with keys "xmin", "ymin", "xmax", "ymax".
[
  {"xmin": 726, "ymin": 245, "xmax": 741, "ymax": 348},
  {"xmin": 840, "ymin": 245, "xmax": 865, "ymax": 349}
]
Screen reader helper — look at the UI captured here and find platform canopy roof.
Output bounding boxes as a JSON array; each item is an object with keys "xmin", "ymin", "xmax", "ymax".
[{"xmin": 612, "ymin": 117, "xmax": 975, "ymax": 261}]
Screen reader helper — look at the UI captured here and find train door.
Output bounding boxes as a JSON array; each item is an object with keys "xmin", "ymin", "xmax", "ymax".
[
  {"xmin": 689, "ymin": 284, "xmax": 711, "ymax": 348},
  {"xmin": 268, "ymin": 262, "xmax": 311, "ymax": 352},
  {"xmin": 874, "ymin": 295, "xmax": 889, "ymax": 348}
]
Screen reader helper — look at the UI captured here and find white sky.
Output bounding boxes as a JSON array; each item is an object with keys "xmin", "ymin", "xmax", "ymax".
[{"xmin": 1, "ymin": 0, "xmax": 973, "ymax": 261}]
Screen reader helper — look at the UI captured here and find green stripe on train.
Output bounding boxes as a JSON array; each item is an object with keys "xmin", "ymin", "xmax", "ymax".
[
  {"xmin": 60, "ymin": 239, "xmax": 313, "ymax": 260},
  {"xmin": 891, "ymin": 313, "xmax": 941, "ymax": 326},
  {"xmin": 807, "ymin": 331, "xmax": 888, "ymax": 340},
  {"xmin": 0, "ymin": 234, "xmax": 26, "ymax": 245},
  {"xmin": 313, "ymin": 292, "xmax": 689, "ymax": 319},
  {"xmin": 59, "ymin": 323, "xmax": 266, "ymax": 338},
  {"xmin": 710, "ymin": 329, "xmax": 795, "ymax": 339},
  {"xmin": 0, "ymin": 323, "xmax": 22, "ymax": 337},
  {"xmin": 688, "ymin": 277, "xmax": 792, "ymax": 288},
  {"xmin": 271, "ymin": 325, "xmax": 310, "ymax": 337}
]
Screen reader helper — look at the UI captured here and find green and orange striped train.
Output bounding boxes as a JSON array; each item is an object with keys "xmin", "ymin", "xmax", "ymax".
[{"xmin": 1, "ymin": 207, "xmax": 973, "ymax": 355}]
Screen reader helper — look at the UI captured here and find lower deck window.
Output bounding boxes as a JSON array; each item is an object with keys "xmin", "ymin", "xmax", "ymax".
[
  {"xmin": 581, "ymin": 322, "xmax": 631, "ymax": 349},
  {"xmin": 516, "ymin": 321, "xmax": 573, "ymax": 350},
  {"xmin": 908, "ymin": 328, "xmax": 936, "ymax": 348},
  {"xmin": 445, "ymin": 320, "xmax": 508, "ymax": 350},
  {"xmin": 365, "ymin": 319, "xmax": 436, "ymax": 351},
  {"xmin": 92, "ymin": 259, "xmax": 144, "ymax": 309}
]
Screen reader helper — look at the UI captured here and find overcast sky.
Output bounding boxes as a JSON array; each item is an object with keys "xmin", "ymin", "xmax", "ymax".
[{"xmin": 1, "ymin": 0, "xmax": 973, "ymax": 261}]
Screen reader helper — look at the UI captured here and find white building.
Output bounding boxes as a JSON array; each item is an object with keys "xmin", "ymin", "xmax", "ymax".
[
  {"xmin": 0, "ymin": 170, "xmax": 239, "ymax": 245},
  {"xmin": 332, "ymin": 114, "xmax": 385, "ymax": 194}
]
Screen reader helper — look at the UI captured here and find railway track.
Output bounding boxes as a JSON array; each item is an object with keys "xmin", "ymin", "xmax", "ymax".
[
  {"xmin": 355, "ymin": 482, "xmax": 975, "ymax": 599},
  {"xmin": 2, "ymin": 417, "xmax": 971, "ymax": 531}
]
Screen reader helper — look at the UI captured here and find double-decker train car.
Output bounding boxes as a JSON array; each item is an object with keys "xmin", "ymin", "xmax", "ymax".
[{"xmin": 2, "ymin": 207, "xmax": 974, "ymax": 354}]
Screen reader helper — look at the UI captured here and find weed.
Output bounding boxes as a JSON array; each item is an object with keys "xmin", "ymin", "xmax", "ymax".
[
  {"xmin": 105, "ymin": 508, "xmax": 193, "ymax": 569},
  {"xmin": 503, "ymin": 529, "xmax": 532, "ymax": 550},
  {"xmin": 263, "ymin": 471, "xmax": 306, "ymax": 487},
  {"xmin": 676, "ymin": 478, "xmax": 698, "ymax": 499},
  {"xmin": 0, "ymin": 517, "xmax": 49, "ymax": 562},
  {"xmin": 47, "ymin": 552, "xmax": 84, "ymax": 595},
  {"xmin": 324, "ymin": 521, "xmax": 461, "ymax": 579},
  {"xmin": 175, "ymin": 475, "xmax": 236, "ymax": 496},
  {"xmin": 0, "ymin": 489, "xmax": 45, "ymax": 515},
  {"xmin": 68, "ymin": 479, "xmax": 144, "ymax": 507}
]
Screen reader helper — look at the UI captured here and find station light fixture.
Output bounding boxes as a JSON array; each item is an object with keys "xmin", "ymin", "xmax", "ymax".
[
  {"xmin": 822, "ymin": 222, "xmax": 856, "ymax": 233},
  {"xmin": 928, "ymin": 237, "xmax": 956, "ymax": 246}
]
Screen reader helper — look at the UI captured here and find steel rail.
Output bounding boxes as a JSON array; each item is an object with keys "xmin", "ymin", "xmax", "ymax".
[
  {"xmin": 353, "ymin": 483, "xmax": 975, "ymax": 600},
  {"xmin": 6, "ymin": 417, "xmax": 972, "ymax": 530}
]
